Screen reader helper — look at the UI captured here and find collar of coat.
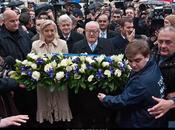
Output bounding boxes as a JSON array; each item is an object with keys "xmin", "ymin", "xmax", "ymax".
[{"xmin": 38, "ymin": 38, "xmax": 58, "ymax": 48}]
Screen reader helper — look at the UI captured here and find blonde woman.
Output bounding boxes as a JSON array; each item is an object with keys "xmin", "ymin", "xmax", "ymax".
[{"xmin": 31, "ymin": 20, "xmax": 72, "ymax": 126}]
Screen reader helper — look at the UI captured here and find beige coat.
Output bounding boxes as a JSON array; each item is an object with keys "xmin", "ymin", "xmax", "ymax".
[{"xmin": 32, "ymin": 38, "xmax": 72, "ymax": 124}]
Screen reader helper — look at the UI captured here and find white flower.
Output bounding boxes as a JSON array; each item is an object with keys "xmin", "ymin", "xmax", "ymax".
[
  {"xmin": 22, "ymin": 60, "xmax": 28, "ymax": 65},
  {"xmin": 115, "ymin": 69, "xmax": 122, "ymax": 77},
  {"xmin": 47, "ymin": 54, "xmax": 53, "ymax": 60},
  {"xmin": 51, "ymin": 61, "xmax": 57, "ymax": 68},
  {"xmin": 71, "ymin": 63, "xmax": 78, "ymax": 70},
  {"xmin": 44, "ymin": 64, "xmax": 52, "ymax": 72},
  {"xmin": 16, "ymin": 59, "xmax": 22, "ymax": 64},
  {"xmin": 57, "ymin": 63, "xmax": 61, "ymax": 68},
  {"xmin": 60, "ymin": 59, "xmax": 68, "ymax": 66},
  {"xmin": 102, "ymin": 62, "xmax": 110, "ymax": 67},
  {"xmin": 88, "ymin": 75, "xmax": 94, "ymax": 82},
  {"xmin": 8, "ymin": 71, "xmax": 16, "ymax": 78},
  {"xmin": 85, "ymin": 57, "xmax": 95, "ymax": 64},
  {"xmin": 127, "ymin": 65, "xmax": 132, "ymax": 70},
  {"xmin": 111, "ymin": 54, "xmax": 124, "ymax": 62},
  {"xmin": 31, "ymin": 63, "xmax": 37, "ymax": 69},
  {"xmin": 66, "ymin": 66, "xmax": 72, "ymax": 72},
  {"xmin": 27, "ymin": 61, "xmax": 33, "ymax": 66},
  {"xmin": 55, "ymin": 71, "xmax": 65, "ymax": 81},
  {"xmin": 79, "ymin": 68, "xmax": 85, "ymax": 73},
  {"xmin": 81, "ymin": 63, "xmax": 87, "ymax": 70},
  {"xmin": 32, "ymin": 71, "xmax": 40, "ymax": 81},
  {"xmin": 28, "ymin": 53, "xmax": 40, "ymax": 60},
  {"xmin": 79, "ymin": 63, "xmax": 86, "ymax": 73},
  {"xmin": 95, "ymin": 55, "xmax": 105, "ymax": 63},
  {"xmin": 21, "ymin": 72, "xmax": 27, "ymax": 75},
  {"xmin": 79, "ymin": 56, "xmax": 86, "ymax": 62},
  {"xmin": 43, "ymin": 57, "xmax": 48, "ymax": 61},
  {"xmin": 104, "ymin": 70, "xmax": 111, "ymax": 78}
]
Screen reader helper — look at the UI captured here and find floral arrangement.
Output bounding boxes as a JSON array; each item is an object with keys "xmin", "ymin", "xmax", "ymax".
[{"xmin": 9, "ymin": 52, "xmax": 131, "ymax": 93}]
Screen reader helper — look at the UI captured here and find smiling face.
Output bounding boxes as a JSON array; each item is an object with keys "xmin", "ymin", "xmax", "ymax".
[{"xmin": 59, "ymin": 21, "xmax": 72, "ymax": 36}]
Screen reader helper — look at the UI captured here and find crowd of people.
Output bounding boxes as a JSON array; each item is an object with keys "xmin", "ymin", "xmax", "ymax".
[{"xmin": 0, "ymin": 0, "xmax": 175, "ymax": 128}]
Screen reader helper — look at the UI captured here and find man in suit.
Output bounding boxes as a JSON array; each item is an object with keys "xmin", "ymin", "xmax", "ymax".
[
  {"xmin": 72, "ymin": 21, "xmax": 115, "ymax": 56},
  {"xmin": 57, "ymin": 14, "xmax": 84, "ymax": 53},
  {"xmin": 110, "ymin": 17, "xmax": 135, "ymax": 55},
  {"xmin": 97, "ymin": 14, "xmax": 117, "ymax": 39},
  {"xmin": 71, "ymin": 21, "xmax": 116, "ymax": 128}
]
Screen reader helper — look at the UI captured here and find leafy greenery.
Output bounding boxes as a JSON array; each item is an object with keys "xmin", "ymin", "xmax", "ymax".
[{"xmin": 9, "ymin": 53, "xmax": 131, "ymax": 94}]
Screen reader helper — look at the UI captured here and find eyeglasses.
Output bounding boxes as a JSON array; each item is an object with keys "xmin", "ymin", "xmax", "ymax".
[
  {"xmin": 98, "ymin": 20, "xmax": 108, "ymax": 23},
  {"xmin": 86, "ymin": 29, "xmax": 99, "ymax": 34}
]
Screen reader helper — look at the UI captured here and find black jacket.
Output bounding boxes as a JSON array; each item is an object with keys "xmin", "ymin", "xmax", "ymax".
[
  {"xmin": 0, "ymin": 25, "xmax": 31, "ymax": 60},
  {"xmin": 0, "ymin": 78, "xmax": 18, "ymax": 94},
  {"xmin": 72, "ymin": 38, "xmax": 115, "ymax": 56},
  {"xmin": 58, "ymin": 30, "xmax": 84, "ymax": 53}
]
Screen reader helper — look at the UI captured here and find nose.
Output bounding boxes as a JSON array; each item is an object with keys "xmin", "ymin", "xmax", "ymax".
[
  {"xmin": 160, "ymin": 42, "xmax": 167, "ymax": 48},
  {"xmin": 131, "ymin": 62, "xmax": 136, "ymax": 68}
]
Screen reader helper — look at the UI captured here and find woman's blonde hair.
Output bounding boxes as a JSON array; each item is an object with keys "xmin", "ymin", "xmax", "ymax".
[{"xmin": 39, "ymin": 19, "xmax": 59, "ymax": 41}]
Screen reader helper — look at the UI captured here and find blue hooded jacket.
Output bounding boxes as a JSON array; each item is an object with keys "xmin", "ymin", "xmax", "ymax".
[{"xmin": 103, "ymin": 57, "xmax": 166, "ymax": 128}]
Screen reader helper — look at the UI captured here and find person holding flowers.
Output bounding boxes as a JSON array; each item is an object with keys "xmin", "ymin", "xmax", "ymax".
[
  {"xmin": 98, "ymin": 39, "xmax": 166, "ymax": 128},
  {"xmin": 31, "ymin": 19, "xmax": 72, "ymax": 127}
]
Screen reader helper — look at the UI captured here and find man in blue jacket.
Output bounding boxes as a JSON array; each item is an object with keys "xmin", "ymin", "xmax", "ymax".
[{"xmin": 98, "ymin": 39, "xmax": 166, "ymax": 128}]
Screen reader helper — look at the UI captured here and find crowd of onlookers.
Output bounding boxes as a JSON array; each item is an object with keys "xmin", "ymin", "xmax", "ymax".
[{"xmin": 0, "ymin": 0, "xmax": 175, "ymax": 128}]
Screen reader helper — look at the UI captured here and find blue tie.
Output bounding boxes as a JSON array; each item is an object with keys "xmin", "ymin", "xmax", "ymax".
[
  {"xmin": 90, "ymin": 44, "xmax": 96, "ymax": 52},
  {"xmin": 101, "ymin": 32, "xmax": 105, "ymax": 38}
]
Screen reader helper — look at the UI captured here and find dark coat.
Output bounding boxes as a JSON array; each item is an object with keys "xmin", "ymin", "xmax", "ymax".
[
  {"xmin": 103, "ymin": 57, "xmax": 166, "ymax": 128},
  {"xmin": 0, "ymin": 25, "xmax": 32, "ymax": 60},
  {"xmin": 72, "ymin": 38, "xmax": 115, "ymax": 56},
  {"xmin": 156, "ymin": 52, "xmax": 175, "ymax": 94},
  {"xmin": 155, "ymin": 52, "xmax": 175, "ymax": 122},
  {"xmin": 58, "ymin": 30, "xmax": 84, "ymax": 53},
  {"xmin": 0, "ymin": 25, "xmax": 35, "ymax": 127},
  {"xmin": 109, "ymin": 34, "xmax": 129, "ymax": 55},
  {"xmin": 106, "ymin": 30, "xmax": 117, "ymax": 39},
  {"xmin": 0, "ymin": 78, "xmax": 19, "ymax": 118},
  {"xmin": 70, "ymin": 38, "xmax": 116, "ymax": 128},
  {"xmin": 0, "ymin": 78, "xmax": 18, "ymax": 93}
]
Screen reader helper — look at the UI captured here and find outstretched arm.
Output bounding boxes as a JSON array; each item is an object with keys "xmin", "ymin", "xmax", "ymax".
[{"xmin": 148, "ymin": 96, "xmax": 175, "ymax": 119}]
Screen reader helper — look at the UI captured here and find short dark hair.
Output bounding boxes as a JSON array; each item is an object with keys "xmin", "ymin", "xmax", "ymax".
[
  {"xmin": 125, "ymin": 39, "xmax": 150, "ymax": 59},
  {"xmin": 19, "ymin": 12, "xmax": 31, "ymax": 26},
  {"xmin": 119, "ymin": 17, "xmax": 133, "ymax": 27}
]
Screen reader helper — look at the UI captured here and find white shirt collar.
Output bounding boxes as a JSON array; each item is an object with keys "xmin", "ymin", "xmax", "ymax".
[{"xmin": 63, "ymin": 33, "xmax": 71, "ymax": 40}]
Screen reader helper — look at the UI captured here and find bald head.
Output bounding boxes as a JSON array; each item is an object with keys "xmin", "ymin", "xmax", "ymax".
[{"xmin": 3, "ymin": 9, "xmax": 19, "ymax": 32}]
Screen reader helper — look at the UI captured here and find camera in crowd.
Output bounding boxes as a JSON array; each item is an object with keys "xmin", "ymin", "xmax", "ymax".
[{"xmin": 152, "ymin": 7, "xmax": 172, "ymax": 20}]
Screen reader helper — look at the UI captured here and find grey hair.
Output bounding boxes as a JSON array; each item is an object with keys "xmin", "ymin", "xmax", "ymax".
[
  {"xmin": 57, "ymin": 14, "xmax": 72, "ymax": 25},
  {"xmin": 85, "ymin": 21, "xmax": 100, "ymax": 30},
  {"xmin": 39, "ymin": 19, "xmax": 59, "ymax": 41},
  {"xmin": 159, "ymin": 26, "xmax": 175, "ymax": 34}
]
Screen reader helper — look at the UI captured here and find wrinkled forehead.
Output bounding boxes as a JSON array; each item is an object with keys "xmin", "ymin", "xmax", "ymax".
[
  {"xmin": 86, "ymin": 24, "xmax": 99, "ymax": 30},
  {"xmin": 158, "ymin": 30, "xmax": 175, "ymax": 40}
]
